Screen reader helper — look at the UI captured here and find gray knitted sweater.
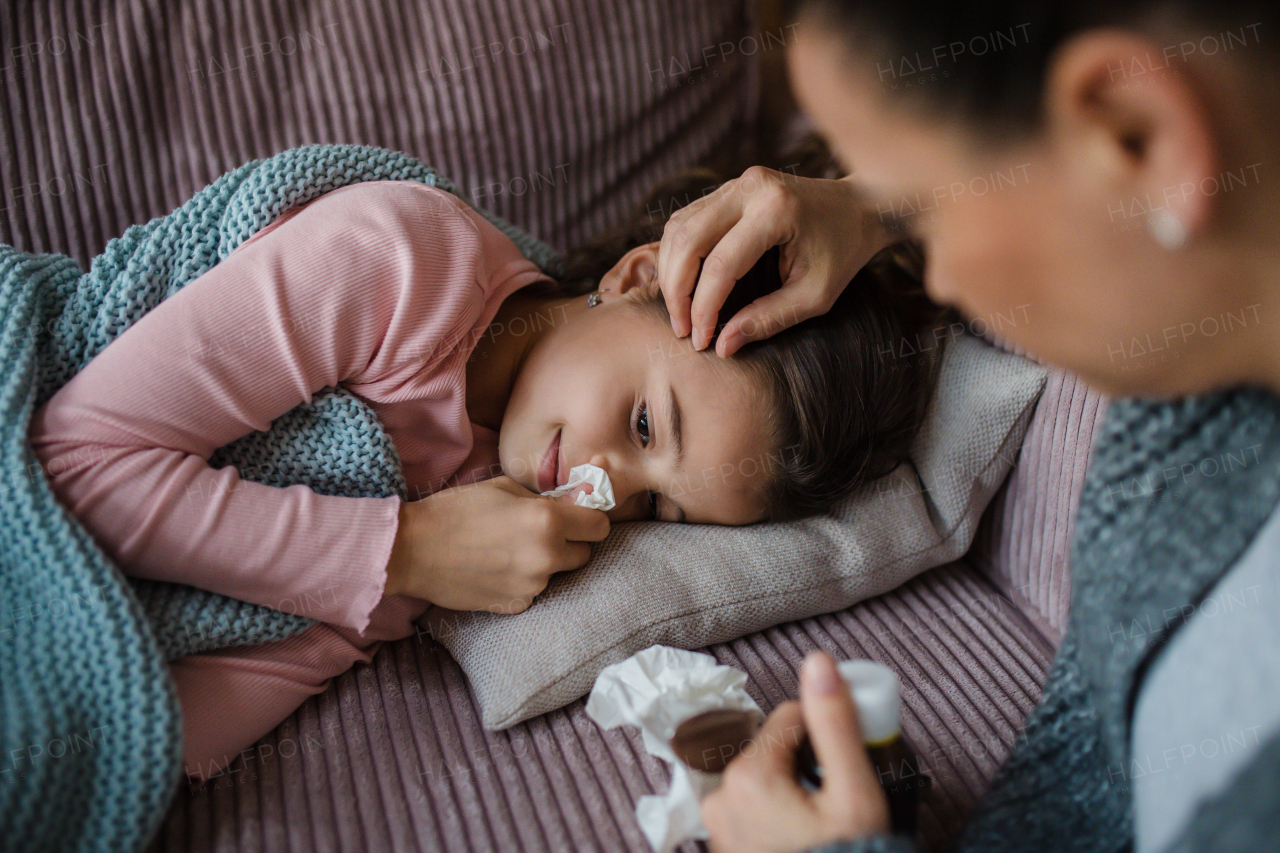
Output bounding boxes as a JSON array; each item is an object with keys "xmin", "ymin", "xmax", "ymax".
[{"xmin": 809, "ymin": 387, "xmax": 1280, "ymax": 853}]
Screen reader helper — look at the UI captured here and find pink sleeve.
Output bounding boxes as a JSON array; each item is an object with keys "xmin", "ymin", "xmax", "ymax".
[{"xmin": 28, "ymin": 182, "xmax": 490, "ymax": 633}]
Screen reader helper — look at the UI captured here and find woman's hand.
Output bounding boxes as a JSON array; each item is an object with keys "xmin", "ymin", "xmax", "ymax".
[
  {"xmin": 701, "ymin": 651, "xmax": 891, "ymax": 853},
  {"xmin": 657, "ymin": 168, "xmax": 896, "ymax": 358},
  {"xmin": 383, "ymin": 476, "xmax": 610, "ymax": 613}
]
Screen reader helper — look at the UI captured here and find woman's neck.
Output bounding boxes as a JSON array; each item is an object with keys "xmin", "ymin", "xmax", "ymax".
[{"xmin": 464, "ymin": 287, "xmax": 584, "ymax": 430}]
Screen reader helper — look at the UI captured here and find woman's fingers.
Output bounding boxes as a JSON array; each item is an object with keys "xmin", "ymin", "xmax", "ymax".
[
  {"xmin": 742, "ymin": 700, "xmax": 809, "ymax": 777},
  {"xmin": 659, "ymin": 167, "xmax": 886, "ymax": 357},
  {"xmin": 658, "ymin": 187, "xmax": 749, "ymax": 338},
  {"xmin": 658, "ymin": 167, "xmax": 794, "ymax": 337},
  {"xmin": 700, "ymin": 656, "xmax": 891, "ymax": 852},
  {"xmin": 714, "ymin": 282, "xmax": 827, "ymax": 358},
  {"xmin": 687, "ymin": 213, "xmax": 792, "ymax": 351},
  {"xmin": 799, "ymin": 652, "xmax": 889, "ymax": 829}
]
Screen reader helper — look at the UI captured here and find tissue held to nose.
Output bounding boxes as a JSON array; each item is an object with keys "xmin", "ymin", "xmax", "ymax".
[{"xmin": 540, "ymin": 463, "xmax": 616, "ymax": 511}]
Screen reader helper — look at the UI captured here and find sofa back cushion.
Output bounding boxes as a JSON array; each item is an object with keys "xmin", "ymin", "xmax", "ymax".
[{"xmin": 1, "ymin": 0, "xmax": 760, "ymax": 265}]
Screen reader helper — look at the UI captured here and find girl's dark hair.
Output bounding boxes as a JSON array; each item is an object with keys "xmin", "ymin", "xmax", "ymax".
[
  {"xmin": 546, "ymin": 147, "xmax": 949, "ymax": 522},
  {"xmin": 784, "ymin": 0, "xmax": 1275, "ymax": 138}
]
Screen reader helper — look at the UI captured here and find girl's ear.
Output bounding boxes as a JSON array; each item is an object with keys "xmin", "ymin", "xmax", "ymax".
[{"xmin": 613, "ymin": 242, "xmax": 661, "ymax": 300}]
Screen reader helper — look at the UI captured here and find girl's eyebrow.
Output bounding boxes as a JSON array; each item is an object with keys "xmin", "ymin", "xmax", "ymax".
[
  {"xmin": 664, "ymin": 382, "xmax": 688, "ymax": 523},
  {"xmin": 665, "ymin": 383, "xmax": 685, "ymax": 469}
]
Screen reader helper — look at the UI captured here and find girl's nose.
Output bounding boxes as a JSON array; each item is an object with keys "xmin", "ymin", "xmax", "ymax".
[
  {"xmin": 586, "ymin": 455, "xmax": 624, "ymax": 499},
  {"xmin": 587, "ymin": 455, "xmax": 646, "ymax": 520}
]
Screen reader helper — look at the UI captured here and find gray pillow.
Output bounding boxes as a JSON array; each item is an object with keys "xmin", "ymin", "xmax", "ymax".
[{"xmin": 421, "ymin": 334, "xmax": 1047, "ymax": 728}]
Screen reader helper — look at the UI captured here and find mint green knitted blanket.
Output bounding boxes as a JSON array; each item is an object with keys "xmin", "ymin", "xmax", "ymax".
[{"xmin": 0, "ymin": 145, "xmax": 560, "ymax": 852}]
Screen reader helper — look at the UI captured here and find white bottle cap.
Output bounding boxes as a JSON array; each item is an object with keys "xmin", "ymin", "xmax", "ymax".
[{"xmin": 836, "ymin": 660, "xmax": 901, "ymax": 746}]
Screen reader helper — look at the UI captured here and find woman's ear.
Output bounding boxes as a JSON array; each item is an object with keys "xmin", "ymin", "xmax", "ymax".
[
  {"xmin": 612, "ymin": 242, "xmax": 661, "ymax": 300},
  {"xmin": 1044, "ymin": 29, "xmax": 1219, "ymax": 243}
]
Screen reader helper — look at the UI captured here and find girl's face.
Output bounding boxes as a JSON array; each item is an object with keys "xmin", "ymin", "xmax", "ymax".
[
  {"xmin": 787, "ymin": 23, "xmax": 1265, "ymax": 398},
  {"xmin": 499, "ymin": 243, "xmax": 775, "ymax": 525}
]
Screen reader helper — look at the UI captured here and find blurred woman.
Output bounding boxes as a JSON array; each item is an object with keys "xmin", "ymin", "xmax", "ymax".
[{"xmin": 655, "ymin": 3, "xmax": 1280, "ymax": 852}]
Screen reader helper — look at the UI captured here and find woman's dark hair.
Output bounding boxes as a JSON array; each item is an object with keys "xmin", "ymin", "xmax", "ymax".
[
  {"xmin": 783, "ymin": 0, "xmax": 1276, "ymax": 138},
  {"xmin": 544, "ymin": 148, "xmax": 949, "ymax": 522}
]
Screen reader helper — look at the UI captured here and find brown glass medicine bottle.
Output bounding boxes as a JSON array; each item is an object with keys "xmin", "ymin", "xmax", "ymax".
[{"xmin": 794, "ymin": 660, "xmax": 929, "ymax": 837}]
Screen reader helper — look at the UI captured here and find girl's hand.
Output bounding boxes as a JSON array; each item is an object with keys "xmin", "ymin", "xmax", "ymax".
[
  {"xmin": 384, "ymin": 476, "xmax": 611, "ymax": 613},
  {"xmin": 701, "ymin": 651, "xmax": 891, "ymax": 853},
  {"xmin": 656, "ymin": 168, "xmax": 896, "ymax": 358}
]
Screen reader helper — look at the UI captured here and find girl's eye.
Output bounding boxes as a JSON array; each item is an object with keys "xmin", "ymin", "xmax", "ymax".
[
  {"xmin": 635, "ymin": 403, "xmax": 659, "ymax": 519},
  {"xmin": 636, "ymin": 402, "xmax": 651, "ymax": 447}
]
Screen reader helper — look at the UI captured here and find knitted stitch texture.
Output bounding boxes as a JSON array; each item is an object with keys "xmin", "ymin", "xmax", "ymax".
[
  {"xmin": 0, "ymin": 145, "xmax": 561, "ymax": 852},
  {"xmin": 808, "ymin": 387, "xmax": 1280, "ymax": 853}
]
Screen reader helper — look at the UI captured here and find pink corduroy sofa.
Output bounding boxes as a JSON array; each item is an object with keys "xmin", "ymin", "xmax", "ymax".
[{"xmin": 0, "ymin": 1, "xmax": 1108, "ymax": 851}]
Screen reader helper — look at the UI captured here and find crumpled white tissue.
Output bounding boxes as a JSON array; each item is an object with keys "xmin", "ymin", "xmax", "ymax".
[
  {"xmin": 585, "ymin": 645, "xmax": 764, "ymax": 853},
  {"xmin": 540, "ymin": 462, "xmax": 616, "ymax": 511}
]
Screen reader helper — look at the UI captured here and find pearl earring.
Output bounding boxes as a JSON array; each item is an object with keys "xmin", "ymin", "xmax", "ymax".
[{"xmin": 1147, "ymin": 209, "xmax": 1188, "ymax": 251}]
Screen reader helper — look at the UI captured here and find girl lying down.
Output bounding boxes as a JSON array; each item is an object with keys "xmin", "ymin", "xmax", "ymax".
[{"xmin": 27, "ymin": 168, "xmax": 941, "ymax": 784}]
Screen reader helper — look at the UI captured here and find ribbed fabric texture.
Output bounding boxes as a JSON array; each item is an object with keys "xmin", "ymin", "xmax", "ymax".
[
  {"xmin": 146, "ymin": 561, "xmax": 1053, "ymax": 853},
  {"xmin": 0, "ymin": 0, "xmax": 758, "ymax": 267},
  {"xmin": 970, "ymin": 367, "xmax": 1109, "ymax": 642}
]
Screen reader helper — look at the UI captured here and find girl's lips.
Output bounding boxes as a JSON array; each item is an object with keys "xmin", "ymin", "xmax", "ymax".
[{"xmin": 537, "ymin": 429, "xmax": 561, "ymax": 493}]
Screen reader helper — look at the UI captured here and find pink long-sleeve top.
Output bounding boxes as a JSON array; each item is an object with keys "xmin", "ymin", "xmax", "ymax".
[{"xmin": 27, "ymin": 180, "xmax": 551, "ymax": 782}]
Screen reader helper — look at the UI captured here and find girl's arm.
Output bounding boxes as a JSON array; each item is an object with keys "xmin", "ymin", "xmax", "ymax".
[{"xmin": 29, "ymin": 181, "xmax": 499, "ymax": 634}]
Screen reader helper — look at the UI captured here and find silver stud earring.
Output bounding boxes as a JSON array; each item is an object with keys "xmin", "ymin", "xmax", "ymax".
[
  {"xmin": 587, "ymin": 290, "xmax": 603, "ymax": 307},
  {"xmin": 1147, "ymin": 209, "xmax": 1188, "ymax": 251}
]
